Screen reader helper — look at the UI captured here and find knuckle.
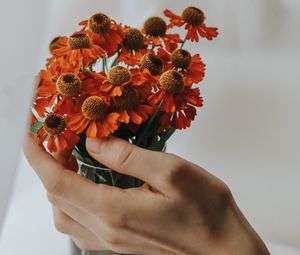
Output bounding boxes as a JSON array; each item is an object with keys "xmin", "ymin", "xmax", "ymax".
[
  {"xmin": 47, "ymin": 193, "xmax": 58, "ymax": 206},
  {"xmin": 104, "ymin": 213, "xmax": 129, "ymax": 231},
  {"xmin": 213, "ymin": 181, "xmax": 233, "ymax": 209},
  {"xmin": 53, "ymin": 215, "xmax": 68, "ymax": 234},
  {"xmin": 45, "ymin": 177, "xmax": 63, "ymax": 196},
  {"xmin": 217, "ymin": 182, "xmax": 233, "ymax": 202},
  {"xmin": 164, "ymin": 156, "xmax": 188, "ymax": 185},
  {"xmin": 102, "ymin": 233, "xmax": 123, "ymax": 249},
  {"xmin": 118, "ymin": 144, "xmax": 134, "ymax": 169}
]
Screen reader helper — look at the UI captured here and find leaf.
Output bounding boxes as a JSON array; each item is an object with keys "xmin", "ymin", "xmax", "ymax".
[
  {"xmin": 162, "ymin": 127, "xmax": 176, "ymax": 142},
  {"xmin": 148, "ymin": 128, "xmax": 176, "ymax": 151},
  {"xmin": 30, "ymin": 121, "xmax": 43, "ymax": 134},
  {"xmin": 110, "ymin": 54, "xmax": 119, "ymax": 68},
  {"xmin": 72, "ymin": 148, "xmax": 84, "ymax": 162}
]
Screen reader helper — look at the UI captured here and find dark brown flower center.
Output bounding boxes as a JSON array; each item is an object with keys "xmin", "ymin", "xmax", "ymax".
[
  {"xmin": 82, "ymin": 96, "xmax": 107, "ymax": 120},
  {"xmin": 108, "ymin": 66, "xmax": 131, "ymax": 86},
  {"xmin": 143, "ymin": 17, "xmax": 167, "ymax": 37},
  {"xmin": 49, "ymin": 36, "xmax": 64, "ymax": 54},
  {"xmin": 88, "ymin": 13, "xmax": 111, "ymax": 35},
  {"xmin": 140, "ymin": 53, "xmax": 163, "ymax": 75},
  {"xmin": 123, "ymin": 28, "xmax": 144, "ymax": 51},
  {"xmin": 171, "ymin": 49, "xmax": 192, "ymax": 69},
  {"xmin": 160, "ymin": 70, "xmax": 184, "ymax": 94},
  {"xmin": 44, "ymin": 114, "xmax": 66, "ymax": 136},
  {"xmin": 113, "ymin": 86, "xmax": 139, "ymax": 111},
  {"xmin": 182, "ymin": 7, "xmax": 205, "ymax": 26},
  {"xmin": 68, "ymin": 33, "xmax": 91, "ymax": 49},
  {"xmin": 56, "ymin": 73, "xmax": 81, "ymax": 97}
]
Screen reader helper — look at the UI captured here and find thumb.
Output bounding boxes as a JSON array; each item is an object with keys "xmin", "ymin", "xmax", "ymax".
[{"xmin": 86, "ymin": 136, "xmax": 179, "ymax": 190}]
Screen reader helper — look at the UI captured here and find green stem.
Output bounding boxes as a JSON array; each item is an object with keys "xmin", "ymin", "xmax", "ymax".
[
  {"xmin": 88, "ymin": 65, "xmax": 93, "ymax": 72},
  {"xmin": 104, "ymin": 58, "xmax": 109, "ymax": 73},
  {"xmin": 136, "ymin": 99, "xmax": 164, "ymax": 147},
  {"xmin": 180, "ymin": 33, "xmax": 188, "ymax": 49},
  {"xmin": 102, "ymin": 58, "xmax": 108, "ymax": 73},
  {"xmin": 81, "ymin": 61, "xmax": 85, "ymax": 72}
]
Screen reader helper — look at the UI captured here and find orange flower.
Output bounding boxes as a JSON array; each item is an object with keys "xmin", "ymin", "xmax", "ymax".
[
  {"xmin": 53, "ymin": 33, "xmax": 106, "ymax": 69},
  {"xmin": 143, "ymin": 16, "xmax": 182, "ymax": 53},
  {"xmin": 67, "ymin": 96, "xmax": 120, "ymax": 138},
  {"xmin": 37, "ymin": 113, "xmax": 80, "ymax": 152},
  {"xmin": 164, "ymin": 7, "xmax": 218, "ymax": 42},
  {"xmin": 140, "ymin": 53, "xmax": 164, "ymax": 76},
  {"xmin": 149, "ymin": 70, "xmax": 203, "ymax": 130},
  {"xmin": 47, "ymin": 53, "xmax": 81, "ymax": 77},
  {"xmin": 31, "ymin": 114, "xmax": 38, "ymax": 126},
  {"xmin": 36, "ymin": 70, "xmax": 101, "ymax": 114},
  {"xmin": 33, "ymin": 97, "xmax": 52, "ymax": 117},
  {"xmin": 100, "ymin": 66, "xmax": 147, "ymax": 97},
  {"xmin": 80, "ymin": 13, "xmax": 124, "ymax": 57},
  {"xmin": 46, "ymin": 36, "xmax": 83, "ymax": 77},
  {"xmin": 159, "ymin": 104, "xmax": 198, "ymax": 130},
  {"xmin": 157, "ymin": 48, "xmax": 206, "ymax": 85},
  {"xmin": 49, "ymin": 36, "xmax": 67, "ymax": 55},
  {"xmin": 118, "ymin": 28, "xmax": 148, "ymax": 66},
  {"xmin": 112, "ymin": 85, "xmax": 154, "ymax": 125}
]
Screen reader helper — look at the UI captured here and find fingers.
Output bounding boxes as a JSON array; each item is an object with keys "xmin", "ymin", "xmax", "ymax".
[
  {"xmin": 52, "ymin": 207, "xmax": 107, "ymax": 251},
  {"xmin": 72, "ymin": 238, "xmax": 108, "ymax": 252},
  {"xmin": 50, "ymin": 196, "xmax": 178, "ymax": 255},
  {"xmin": 86, "ymin": 136, "xmax": 188, "ymax": 192},
  {"xmin": 52, "ymin": 207, "xmax": 99, "ymax": 242},
  {"xmin": 23, "ymin": 133, "xmax": 122, "ymax": 214}
]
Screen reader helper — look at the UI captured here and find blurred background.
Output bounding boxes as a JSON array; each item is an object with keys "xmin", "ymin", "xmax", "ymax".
[{"xmin": 0, "ymin": 0, "xmax": 299, "ymax": 254}]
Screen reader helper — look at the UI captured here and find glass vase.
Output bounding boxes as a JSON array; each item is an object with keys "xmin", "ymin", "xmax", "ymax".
[{"xmin": 72, "ymin": 143, "xmax": 166, "ymax": 255}]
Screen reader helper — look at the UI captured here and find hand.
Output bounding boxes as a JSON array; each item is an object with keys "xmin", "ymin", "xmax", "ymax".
[{"xmin": 24, "ymin": 133, "xmax": 270, "ymax": 255}]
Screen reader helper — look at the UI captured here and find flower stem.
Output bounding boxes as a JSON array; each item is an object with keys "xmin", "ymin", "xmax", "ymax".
[
  {"xmin": 180, "ymin": 33, "xmax": 188, "ymax": 49},
  {"xmin": 102, "ymin": 58, "xmax": 109, "ymax": 73},
  {"xmin": 136, "ymin": 99, "xmax": 164, "ymax": 147},
  {"xmin": 110, "ymin": 48, "xmax": 120, "ymax": 68}
]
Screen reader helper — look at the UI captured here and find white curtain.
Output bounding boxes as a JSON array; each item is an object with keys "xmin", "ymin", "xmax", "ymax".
[{"xmin": 0, "ymin": 0, "xmax": 47, "ymax": 235}]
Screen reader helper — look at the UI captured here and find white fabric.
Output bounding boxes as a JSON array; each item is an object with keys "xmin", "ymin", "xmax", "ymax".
[
  {"xmin": 0, "ymin": 0, "xmax": 299, "ymax": 254},
  {"xmin": 0, "ymin": 0, "xmax": 46, "ymax": 235}
]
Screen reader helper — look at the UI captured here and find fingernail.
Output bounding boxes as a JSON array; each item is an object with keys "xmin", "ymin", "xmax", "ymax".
[{"xmin": 86, "ymin": 137, "xmax": 104, "ymax": 154}]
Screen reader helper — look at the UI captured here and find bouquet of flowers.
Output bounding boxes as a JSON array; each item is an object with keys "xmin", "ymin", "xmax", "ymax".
[{"xmin": 31, "ymin": 6, "xmax": 218, "ymax": 254}]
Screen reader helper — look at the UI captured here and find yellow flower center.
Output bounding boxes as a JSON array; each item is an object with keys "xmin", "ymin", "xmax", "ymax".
[
  {"xmin": 140, "ymin": 53, "xmax": 163, "ymax": 75},
  {"xmin": 49, "ymin": 36, "xmax": 64, "ymax": 54},
  {"xmin": 171, "ymin": 49, "xmax": 192, "ymax": 69},
  {"xmin": 182, "ymin": 7, "xmax": 205, "ymax": 26},
  {"xmin": 56, "ymin": 73, "xmax": 81, "ymax": 97},
  {"xmin": 44, "ymin": 114, "xmax": 66, "ymax": 136},
  {"xmin": 108, "ymin": 66, "xmax": 132, "ymax": 86},
  {"xmin": 123, "ymin": 28, "xmax": 144, "ymax": 51},
  {"xmin": 68, "ymin": 33, "xmax": 91, "ymax": 49},
  {"xmin": 113, "ymin": 86, "xmax": 139, "ymax": 111},
  {"xmin": 88, "ymin": 13, "xmax": 111, "ymax": 35},
  {"xmin": 160, "ymin": 70, "xmax": 184, "ymax": 94},
  {"xmin": 82, "ymin": 96, "xmax": 107, "ymax": 120},
  {"xmin": 143, "ymin": 17, "xmax": 167, "ymax": 37}
]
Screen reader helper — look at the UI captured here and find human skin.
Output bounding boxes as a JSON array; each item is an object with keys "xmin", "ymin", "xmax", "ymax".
[{"xmin": 24, "ymin": 133, "xmax": 270, "ymax": 255}]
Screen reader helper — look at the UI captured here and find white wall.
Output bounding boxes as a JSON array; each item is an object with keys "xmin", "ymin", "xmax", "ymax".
[{"xmin": 0, "ymin": 0, "xmax": 299, "ymax": 254}]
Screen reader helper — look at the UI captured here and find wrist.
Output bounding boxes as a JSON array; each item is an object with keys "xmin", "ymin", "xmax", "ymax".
[{"xmin": 219, "ymin": 202, "xmax": 270, "ymax": 255}]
